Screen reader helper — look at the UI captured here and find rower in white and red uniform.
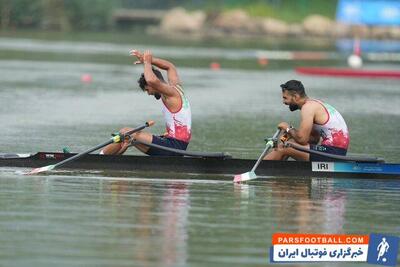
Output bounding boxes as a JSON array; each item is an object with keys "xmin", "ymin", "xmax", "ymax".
[
  {"xmin": 101, "ymin": 49, "xmax": 191, "ymax": 156},
  {"xmin": 265, "ymin": 80, "xmax": 350, "ymax": 161}
]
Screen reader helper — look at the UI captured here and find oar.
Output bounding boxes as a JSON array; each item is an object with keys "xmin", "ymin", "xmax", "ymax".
[
  {"xmin": 233, "ymin": 129, "xmax": 281, "ymax": 183},
  {"xmin": 26, "ymin": 121, "xmax": 154, "ymax": 175},
  {"xmin": 284, "ymin": 142, "xmax": 384, "ymax": 163}
]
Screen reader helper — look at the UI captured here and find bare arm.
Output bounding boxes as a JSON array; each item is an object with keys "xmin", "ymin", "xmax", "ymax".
[
  {"xmin": 292, "ymin": 104, "xmax": 315, "ymax": 145},
  {"xmin": 308, "ymin": 129, "xmax": 321, "ymax": 144},
  {"xmin": 151, "ymin": 58, "xmax": 180, "ymax": 86},
  {"xmin": 279, "ymin": 104, "xmax": 314, "ymax": 145},
  {"xmin": 143, "ymin": 50, "xmax": 177, "ymax": 97},
  {"xmin": 130, "ymin": 49, "xmax": 180, "ymax": 86}
]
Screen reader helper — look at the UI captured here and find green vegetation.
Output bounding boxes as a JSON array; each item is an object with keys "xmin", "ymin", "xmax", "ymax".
[
  {"xmin": 0, "ymin": 0, "xmax": 113, "ymax": 31},
  {"xmin": 0, "ymin": 0, "xmax": 338, "ymax": 31},
  {"xmin": 227, "ymin": 0, "xmax": 338, "ymax": 23}
]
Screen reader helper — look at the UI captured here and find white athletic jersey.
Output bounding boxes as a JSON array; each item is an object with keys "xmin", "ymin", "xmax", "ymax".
[
  {"xmin": 310, "ymin": 99, "xmax": 350, "ymax": 149},
  {"xmin": 162, "ymin": 84, "xmax": 192, "ymax": 143}
]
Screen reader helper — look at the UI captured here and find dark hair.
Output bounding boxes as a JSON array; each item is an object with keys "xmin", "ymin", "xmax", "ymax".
[
  {"xmin": 137, "ymin": 68, "xmax": 165, "ymax": 91},
  {"xmin": 280, "ymin": 80, "xmax": 306, "ymax": 97}
]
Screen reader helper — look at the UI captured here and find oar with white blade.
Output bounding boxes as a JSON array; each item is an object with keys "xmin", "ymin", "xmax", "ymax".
[
  {"xmin": 233, "ymin": 129, "xmax": 281, "ymax": 183},
  {"xmin": 25, "ymin": 121, "xmax": 154, "ymax": 175}
]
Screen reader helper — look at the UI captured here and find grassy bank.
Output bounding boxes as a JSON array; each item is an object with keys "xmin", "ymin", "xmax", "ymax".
[{"xmin": 203, "ymin": 0, "xmax": 338, "ymax": 23}]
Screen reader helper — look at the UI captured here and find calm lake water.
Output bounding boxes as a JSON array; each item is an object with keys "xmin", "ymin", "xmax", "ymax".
[{"xmin": 0, "ymin": 33, "xmax": 399, "ymax": 267}]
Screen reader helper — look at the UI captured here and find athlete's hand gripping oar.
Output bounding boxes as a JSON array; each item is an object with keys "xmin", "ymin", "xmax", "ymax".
[
  {"xmin": 26, "ymin": 121, "xmax": 155, "ymax": 175},
  {"xmin": 233, "ymin": 129, "xmax": 281, "ymax": 183}
]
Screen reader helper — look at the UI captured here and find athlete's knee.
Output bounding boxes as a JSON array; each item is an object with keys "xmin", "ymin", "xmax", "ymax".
[
  {"xmin": 133, "ymin": 131, "xmax": 152, "ymax": 143},
  {"xmin": 131, "ymin": 131, "xmax": 143, "ymax": 139},
  {"xmin": 265, "ymin": 150, "xmax": 284, "ymax": 160},
  {"xmin": 273, "ymin": 144, "xmax": 287, "ymax": 153}
]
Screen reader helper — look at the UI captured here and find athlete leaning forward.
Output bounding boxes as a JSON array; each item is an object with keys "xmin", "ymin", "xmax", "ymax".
[
  {"xmin": 265, "ymin": 80, "xmax": 350, "ymax": 161},
  {"xmin": 101, "ymin": 49, "xmax": 191, "ymax": 156}
]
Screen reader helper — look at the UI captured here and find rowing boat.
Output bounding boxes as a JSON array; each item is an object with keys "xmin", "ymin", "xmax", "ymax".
[{"xmin": 1, "ymin": 152, "xmax": 399, "ymax": 179}]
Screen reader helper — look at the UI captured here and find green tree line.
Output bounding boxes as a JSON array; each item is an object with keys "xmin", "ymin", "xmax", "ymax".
[
  {"xmin": 0, "ymin": 0, "xmax": 114, "ymax": 31},
  {"xmin": 0, "ymin": 0, "xmax": 337, "ymax": 31}
]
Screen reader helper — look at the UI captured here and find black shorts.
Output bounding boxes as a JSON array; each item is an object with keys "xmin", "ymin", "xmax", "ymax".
[
  {"xmin": 145, "ymin": 135, "xmax": 189, "ymax": 156},
  {"xmin": 309, "ymin": 144, "xmax": 347, "ymax": 161}
]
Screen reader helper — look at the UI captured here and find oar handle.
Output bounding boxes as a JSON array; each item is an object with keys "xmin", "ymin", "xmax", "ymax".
[
  {"xmin": 127, "ymin": 120, "xmax": 154, "ymax": 135},
  {"xmin": 54, "ymin": 121, "xmax": 154, "ymax": 168},
  {"xmin": 271, "ymin": 128, "xmax": 281, "ymax": 140},
  {"xmin": 111, "ymin": 120, "xmax": 155, "ymax": 143}
]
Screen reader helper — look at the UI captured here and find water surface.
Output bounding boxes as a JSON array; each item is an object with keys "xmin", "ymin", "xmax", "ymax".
[
  {"xmin": 0, "ymin": 172, "xmax": 399, "ymax": 267},
  {"xmin": 0, "ymin": 35, "xmax": 399, "ymax": 267}
]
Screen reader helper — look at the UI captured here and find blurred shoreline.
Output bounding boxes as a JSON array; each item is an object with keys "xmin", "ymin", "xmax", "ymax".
[
  {"xmin": 151, "ymin": 8, "xmax": 400, "ymax": 41},
  {"xmin": 1, "ymin": 1, "xmax": 399, "ymax": 40}
]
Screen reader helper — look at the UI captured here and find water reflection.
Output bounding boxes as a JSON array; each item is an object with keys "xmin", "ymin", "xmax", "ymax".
[
  {"xmin": 0, "ymin": 172, "xmax": 399, "ymax": 267},
  {"xmin": 106, "ymin": 180, "xmax": 189, "ymax": 267},
  {"xmin": 160, "ymin": 183, "xmax": 189, "ymax": 267},
  {"xmin": 266, "ymin": 178, "xmax": 400, "ymax": 235},
  {"xmin": 310, "ymin": 179, "xmax": 347, "ymax": 233},
  {"xmin": 267, "ymin": 179, "xmax": 346, "ymax": 233}
]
